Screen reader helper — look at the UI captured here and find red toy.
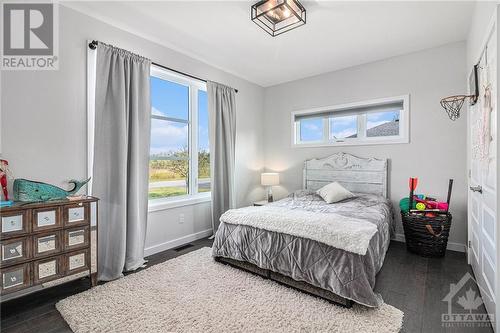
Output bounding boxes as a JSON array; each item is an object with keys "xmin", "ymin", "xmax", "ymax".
[
  {"xmin": 409, "ymin": 177, "xmax": 418, "ymax": 193},
  {"xmin": 0, "ymin": 159, "xmax": 10, "ymax": 201}
]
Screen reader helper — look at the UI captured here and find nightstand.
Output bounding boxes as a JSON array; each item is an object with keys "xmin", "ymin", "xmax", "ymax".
[{"xmin": 253, "ymin": 200, "xmax": 269, "ymax": 206}]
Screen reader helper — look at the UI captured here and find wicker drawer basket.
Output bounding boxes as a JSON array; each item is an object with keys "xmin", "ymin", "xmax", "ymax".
[{"xmin": 401, "ymin": 212, "xmax": 452, "ymax": 257}]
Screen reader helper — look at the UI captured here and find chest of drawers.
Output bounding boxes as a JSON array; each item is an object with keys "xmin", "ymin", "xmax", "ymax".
[{"xmin": 0, "ymin": 197, "xmax": 98, "ymax": 298}]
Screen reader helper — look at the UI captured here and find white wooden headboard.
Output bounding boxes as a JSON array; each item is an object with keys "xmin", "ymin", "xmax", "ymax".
[{"xmin": 303, "ymin": 152, "xmax": 388, "ymax": 197}]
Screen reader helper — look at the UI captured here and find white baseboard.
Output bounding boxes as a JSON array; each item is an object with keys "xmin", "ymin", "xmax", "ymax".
[
  {"xmin": 144, "ymin": 228, "xmax": 213, "ymax": 257},
  {"xmin": 393, "ymin": 233, "xmax": 466, "ymax": 253}
]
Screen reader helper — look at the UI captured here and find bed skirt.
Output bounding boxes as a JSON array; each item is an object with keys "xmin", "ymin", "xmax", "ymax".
[{"xmin": 214, "ymin": 256, "xmax": 353, "ymax": 308}]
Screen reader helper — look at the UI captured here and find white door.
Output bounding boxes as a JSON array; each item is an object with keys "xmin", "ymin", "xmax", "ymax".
[{"xmin": 468, "ymin": 22, "xmax": 498, "ymax": 331}]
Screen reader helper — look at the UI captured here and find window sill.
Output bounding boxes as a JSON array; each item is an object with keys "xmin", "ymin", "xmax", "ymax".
[{"xmin": 148, "ymin": 193, "xmax": 211, "ymax": 213}]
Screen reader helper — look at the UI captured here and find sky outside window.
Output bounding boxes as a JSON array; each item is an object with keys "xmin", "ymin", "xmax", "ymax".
[
  {"xmin": 299, "ymin": 117, "xmax": 323, "ymax": 141},
  {"xmin": 150, "ymin": 77, "xmax": 189, "ymax": 120},
  {"xmin": 330, "ymin": 115, "xmax": 357, "ymax": 140}
]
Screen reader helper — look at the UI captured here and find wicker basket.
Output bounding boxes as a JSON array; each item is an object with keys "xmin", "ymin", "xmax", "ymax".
[{"xmin": 401, "ymin": 212, "xmax": 452, "ymax": 257}]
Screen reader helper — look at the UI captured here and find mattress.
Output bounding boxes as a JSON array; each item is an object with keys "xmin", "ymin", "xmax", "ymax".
[{"xmin": 212, "ymin": 190, "xmax": 394, "ymax": 307}]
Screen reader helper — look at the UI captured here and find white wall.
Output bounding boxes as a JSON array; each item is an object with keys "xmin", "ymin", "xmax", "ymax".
[
  {"xmin": 0, "ymin": 6, "xmax": 266, "ymax": 255},
  {"xmin": 467, "ymin": 2, "xmax": 498, "ymax": 69},
  {"xmin": 263, "ymin": 42, "xmax": 468, "ymax": 251}
]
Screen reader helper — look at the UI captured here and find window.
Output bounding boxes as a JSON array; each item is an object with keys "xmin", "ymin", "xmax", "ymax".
[
  {"xmin": 366, "ymin": 110, "xmax": 400, "ymax": 137},
  {"xmin": 299, "ymin": 117, "xmax": 323, "ymax": 142},
  {"xmin": 149, "ymin": 66, "xmax": 210, "ymax": 201},
  {"xmin": 292, "ymin": 95, "xmax": 409, "ymax": 147},
  {"xmin": 330, "ymin": 115, "xmax": 357, "ymax": 140}
]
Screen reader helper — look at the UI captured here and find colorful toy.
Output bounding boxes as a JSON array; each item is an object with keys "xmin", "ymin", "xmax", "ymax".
[
  {"xmin": 409, "ymin": 177, "xmax": 418, "ymax": 194},
  {"xmin": 399, "ymin": 177, "xmax": 419, "ymax": 213},
  {"xmin": 400, "ymin": 196, "xmax": 449, "ymax": 213},
  {"xmin": 401, "ymin": 178, "xmax": 454, "ymax": 215},
  {"xmin": 13, "ymin": 178, "xmax": 90, "ymax": 202},
  {"xmin": 415, "ymin": 202, "xmax": 426, "ymax": 211},
  {"xmin": 399, "ymin": 197, "xmax": 417, "ymax": 212},
  {"xmin": 0, "ymin": 159, "xmax": 10, "ymax": 201},
  {"xmin": 414, "ymin": 197, "xmax": 449, "ymax": 211}
]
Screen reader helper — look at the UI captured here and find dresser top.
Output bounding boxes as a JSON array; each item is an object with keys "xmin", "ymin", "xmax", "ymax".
[{"xmin": 0, "ymin": 196, "xmax": 99, "ymax": 212}]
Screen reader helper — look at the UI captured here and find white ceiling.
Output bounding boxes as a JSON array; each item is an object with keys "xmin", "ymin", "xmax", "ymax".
[{"xmin": 64, "ymin": 1, "xmax": 474, "ymax": 87}]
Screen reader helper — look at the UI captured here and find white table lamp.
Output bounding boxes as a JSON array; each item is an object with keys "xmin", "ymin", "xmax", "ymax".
[{"xmin": 261, "ymin": 173, "xmax": 279, "ymax": 202}]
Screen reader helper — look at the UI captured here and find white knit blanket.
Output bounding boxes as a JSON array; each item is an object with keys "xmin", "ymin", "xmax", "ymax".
[{"xmin": 220, "ymin": 206, "xmax": 378, "ymax": 255}]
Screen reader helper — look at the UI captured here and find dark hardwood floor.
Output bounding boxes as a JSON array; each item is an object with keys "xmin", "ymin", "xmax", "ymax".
[{"xmin": 1, "ymin": 239, "xmax": 492, "ymax": 333}]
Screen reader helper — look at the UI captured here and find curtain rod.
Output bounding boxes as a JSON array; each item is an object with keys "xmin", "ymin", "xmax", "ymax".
[{"xmin": 88, "ymin": 40, "xmax": 238, "ymax": 93}]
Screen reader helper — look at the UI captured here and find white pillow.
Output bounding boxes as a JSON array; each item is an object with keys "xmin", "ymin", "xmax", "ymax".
[{"xmin": 316, "ymin": 182, "xmax": 355, "ymax": 204}]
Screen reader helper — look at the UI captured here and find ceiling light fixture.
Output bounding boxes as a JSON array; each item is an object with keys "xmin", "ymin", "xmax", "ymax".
[{"xmin": 251, "ymin": 0, "xmax": 306, "ymax": 37}]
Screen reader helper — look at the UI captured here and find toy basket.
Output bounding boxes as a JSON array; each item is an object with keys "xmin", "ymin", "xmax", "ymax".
[
  {"xmin": 401, "ymin": 178, "xmax": 454, "ymax": 257},
  {"xmin": 401, "ymin": 212, "xmax": 452, "ymax": 257}
]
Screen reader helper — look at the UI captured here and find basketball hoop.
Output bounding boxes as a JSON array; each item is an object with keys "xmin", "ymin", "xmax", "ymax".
[{"xmin": 440, "ymin": 95, "xmax": 475, "ymax": 121}]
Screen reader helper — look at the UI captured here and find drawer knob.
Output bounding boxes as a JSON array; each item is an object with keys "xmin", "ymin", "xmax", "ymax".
[{"xmin": 10, "ymin": 276, "xmax": 16, "ymax": 282}]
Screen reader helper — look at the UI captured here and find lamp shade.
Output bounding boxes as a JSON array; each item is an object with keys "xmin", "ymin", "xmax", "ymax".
[{"xmin": 261, "ymin": 173, "xmax": 280, "ymax": 186}]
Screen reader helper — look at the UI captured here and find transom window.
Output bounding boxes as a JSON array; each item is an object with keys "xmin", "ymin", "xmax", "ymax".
[
  {"xmin": 292, "ymin": 95, "xmax": 409, "ymax": 147},
  {"xmin": 149, "ymin": 66, "xmax": 210, "ymax": 201}
]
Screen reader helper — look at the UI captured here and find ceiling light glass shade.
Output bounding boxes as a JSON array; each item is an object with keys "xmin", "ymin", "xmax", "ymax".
[{"xmin": 251, "ymin": 0, "xmax": 306, "ymax": 37}]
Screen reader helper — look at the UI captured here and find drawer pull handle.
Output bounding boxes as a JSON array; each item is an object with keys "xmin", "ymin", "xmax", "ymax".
[
  {"xmin": 9, "ymin": 248, "xmax": 16, "ymax": 254},
  {"xmin": 44, "ymin": 217, "xmax": 49, "ymax": 221},
  {"xmin": 10, "ymin": 276, "xmax": 16, "ymax": 282}
]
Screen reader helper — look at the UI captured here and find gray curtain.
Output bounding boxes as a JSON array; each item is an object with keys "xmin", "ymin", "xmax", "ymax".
[
  {"xmin": 93, "ymin": 43, "xmax": 151, "ymax": 281},
  {"xmin": 207, "ymin": 81, "xmax": 237, "ymax": 234}
]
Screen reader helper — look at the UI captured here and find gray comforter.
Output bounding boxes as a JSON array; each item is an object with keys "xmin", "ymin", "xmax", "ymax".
[{"xmin": 212, "ymin": 190, "xmax": 394, "ymax": 307}]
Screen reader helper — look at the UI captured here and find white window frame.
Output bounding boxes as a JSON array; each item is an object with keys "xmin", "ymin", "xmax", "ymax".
[
  {"xmin": 148, "ymin": 65, "xmax": 210, "ymax": 211},
  {"xmin": 291, "ymin": 95, "xmax": 410, "ymax": 148}
]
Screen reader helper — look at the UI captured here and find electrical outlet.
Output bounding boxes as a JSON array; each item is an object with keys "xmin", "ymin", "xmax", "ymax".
[{"xmin": 179, "ymin": 213, "xmax": 185, "ymax": 224}]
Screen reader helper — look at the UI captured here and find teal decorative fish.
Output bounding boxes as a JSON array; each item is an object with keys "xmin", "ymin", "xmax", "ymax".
[{"xmin": 13, "ymin": 178, "xmax": 91, "ymax": 202}]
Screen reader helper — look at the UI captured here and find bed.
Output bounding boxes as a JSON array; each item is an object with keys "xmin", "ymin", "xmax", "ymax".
[{"xmin": 212, "ymin": 152, "xmax": 394, "ymax": 308}]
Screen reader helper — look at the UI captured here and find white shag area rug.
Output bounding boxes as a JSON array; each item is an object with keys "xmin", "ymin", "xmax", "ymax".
[{"xmin": 57, "ymin": 248, "xmax": 403, "ymax": 333}]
